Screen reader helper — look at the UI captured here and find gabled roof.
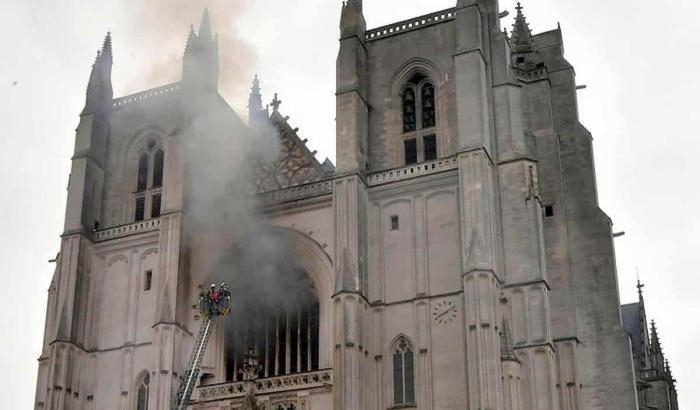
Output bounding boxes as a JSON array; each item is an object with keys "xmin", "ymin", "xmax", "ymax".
[{"xmin": 253, "ymin": 108, "xmax": 334, "ymax": 194}]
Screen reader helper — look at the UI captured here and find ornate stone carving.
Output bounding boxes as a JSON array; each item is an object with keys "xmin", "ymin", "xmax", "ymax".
[{"xmin": 253, "ymin": 112, "xmax": 330, "ymax": 194}]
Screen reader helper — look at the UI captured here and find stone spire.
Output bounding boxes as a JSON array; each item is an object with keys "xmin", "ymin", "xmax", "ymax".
[
  {"xmin": 649, "ymin": 320, "xmax": 666, "ymax": 375},
  {"xmin": 249, "ymin": 75, "xmax": 262, "ymax": 110},
  {"xmin": 511, "ymin": 2, "xmax": 535, "ymax": 54},
  {"xmin": 199, "ymin": 7, "xmax": 213, "ymax": 41},
  {"xmin": 83, "ymin": 32, "xmax": 114, "ymax": 115},
  {"xmin": 248, "ymin": 75, "xmax": 269, "ymax": 128},
  {"xmin": 101, "ymin": 31, "xmax": 113, "ymax": 63}
]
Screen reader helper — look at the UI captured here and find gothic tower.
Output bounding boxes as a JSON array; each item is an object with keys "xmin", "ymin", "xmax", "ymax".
[{"xmin": 36, "ymin": 2, "xmax": 651, "ymax": 410}]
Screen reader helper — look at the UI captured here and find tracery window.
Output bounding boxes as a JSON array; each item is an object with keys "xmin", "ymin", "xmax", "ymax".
[
  {"xmin": 392, "ymin": 337, "xmax": 415, "ymax": 406},
  {"xmin": 401, "ymin": 74, "xmax": 438, "ymax": 165},
  {"xmin": 132, "ymin": 141, "xmax": 165, "ymax": 222},
  {"xmin": 136, "ymin": 373, "xmax": 150, "ymax": 410}
]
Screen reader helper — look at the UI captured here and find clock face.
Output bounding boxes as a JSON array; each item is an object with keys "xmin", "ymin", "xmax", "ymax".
[{"xmin": 432, "ymin": 299, "xmax": 458, "ymax": 325}]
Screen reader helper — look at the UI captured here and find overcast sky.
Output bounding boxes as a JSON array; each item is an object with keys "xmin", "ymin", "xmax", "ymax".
[{"xmin": 1, "ymin": 0, "xmax": 697, "ymax": 408}]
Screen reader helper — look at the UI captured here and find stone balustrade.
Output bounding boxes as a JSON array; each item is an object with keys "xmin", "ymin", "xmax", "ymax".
[
  {"xmin": 196, "ymin": 369, "xmax": 332, "ymax": 403},
  {"xmin": 367, "ymin": 156, "xmax": 458, "ymax": 186},
  {"xmin": 94, "ymin": 218, "xmax": 161, "ymax": 241},
  {"xmin": 112, "ymin": 83, "xmax": 180, "ymax": 109},
  {"xmin": 366, "ymin": 8, "xmax": 456, "ymax": 42},
  {"xmin": 260, "ymin": 180, "xmax": 334, "ymax": 205}
]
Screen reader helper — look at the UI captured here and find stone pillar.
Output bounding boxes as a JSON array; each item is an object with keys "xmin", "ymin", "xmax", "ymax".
[
  {"xmin": 459, "ymin": 151, "xmax": 503, "ymax": 410},
  {"xmin": 332, "ymin": 175, "xmax": 369, "ymax": 410}
]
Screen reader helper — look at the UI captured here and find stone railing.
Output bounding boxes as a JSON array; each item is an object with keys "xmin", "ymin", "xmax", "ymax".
[
  {"xmin": 197, "ymin": 369, "xmax": 332, "ymax": 403},
  {"xmin": 259, "ymin": 179, "xmax": 334, "ymax": 205},
  {"xmin": 366, "ymin": 8, "xmax": 456, "ymax": 42},
  {"xmin": 112, "ymin": 83, "xmax": 181, "ymax": 109},
  {"xmin": 94, "ymin": 218, "xmax": 161, "ymax": 241},
  {"xmin": 367, "ymin": 156, "xmax": 458, "ymax": 186}
]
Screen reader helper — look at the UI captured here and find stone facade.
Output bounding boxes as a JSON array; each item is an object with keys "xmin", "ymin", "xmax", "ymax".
[{"xmin": 35, "ymin": 1, "xmax": 651, "ymax": 409}]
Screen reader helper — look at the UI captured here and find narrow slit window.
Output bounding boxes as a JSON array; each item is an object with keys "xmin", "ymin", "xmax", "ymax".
[
  {"xmin": 135, "ymin": 197, "xmax": 146, "ymax": 222},
  {"xmin": 144, "ymin": 270, "xmax": 152, "ymax": 291},
  {"xmin": 404, "ymin": 139, "xmax": 417, "ymax": 165},
  {"xmin": 424, "ymin": 134, "xmax": 437, "ymax": 161},
  {"xmin": 545, "ymin": 205, "xmax": 554, "ymax": 218},
  {"xmin": 151, "ymin": 194, "xmax": 162, "ymax": 218},
  {"xmin": 390, "ymin": 215, "xmax": 399, "ymax": 231}
]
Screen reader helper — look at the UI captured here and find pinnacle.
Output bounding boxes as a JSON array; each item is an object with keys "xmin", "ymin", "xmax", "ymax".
[
  {"xmin": 199, "ymin": 7, "xmax": 213, "ymax": 40},
  {"xmin": 511, "ymin": 2, "xmax": 535, "ymax": 54},
  {"xmin": 101, "ymin": 31, "xmax": 113, "ymax": 61}
]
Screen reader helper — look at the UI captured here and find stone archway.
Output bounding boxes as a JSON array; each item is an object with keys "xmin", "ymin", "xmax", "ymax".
[{"xmin": 208, "ymin": 226, "xmax": 334, "ymax": 381}]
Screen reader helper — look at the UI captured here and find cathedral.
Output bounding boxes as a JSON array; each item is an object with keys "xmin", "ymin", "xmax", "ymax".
[{"xmin": 34, "ymin": 1, "xmax": 678, "ymax": 409}]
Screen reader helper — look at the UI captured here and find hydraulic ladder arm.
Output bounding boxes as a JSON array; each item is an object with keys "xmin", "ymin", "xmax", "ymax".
[{"xmin": 173, "ymin": 283, "xmax": 231, "ymax": 410}]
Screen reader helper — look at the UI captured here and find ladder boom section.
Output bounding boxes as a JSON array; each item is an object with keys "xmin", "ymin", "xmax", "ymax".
[{"xmin": 174, "ymin": 317, "xmax": 215, "ymax": 410}]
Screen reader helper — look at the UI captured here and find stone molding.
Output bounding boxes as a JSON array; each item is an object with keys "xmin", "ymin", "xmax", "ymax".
[{"xmin": 196, "ymin": 369, "xmax": 332, "ymax": 403}]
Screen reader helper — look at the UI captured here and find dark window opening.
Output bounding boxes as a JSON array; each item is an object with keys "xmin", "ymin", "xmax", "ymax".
[
  {"xmin": 545, "ymin": 205, "xmax": 554, "ymax": 217},
  {"xmin": 421, "ymin": 83, "xmax": 435, "ymax": 128},
  {"xmin": 151, "ymin": 194, "xmax": 162, "ymax": 218},
  {"xmin": 137, "ymin": 153, "xmax": 149, "ymax": 192},
  {"xmin": 393, "ymin": 338, "xmax": 415, "ymax": 405},
  {"xmin": 390, "ymin": 215, "xmax": 400, "ymax": 231},
  {"xmin": 404, "ymin": 139, "xmax": 417, "ymax": 165},
  {"xmin": 135, "ymin": 197, "xmax": 146, "ymax": 222},
  {"xmin": 424, "ymin": 134, "xmax": 437, "ymax": 161},
  {"xmin": 144, "ymin": 270, "xmax": 152, "ymax": 291},
  {"xmin": 517, "ymin": 56, "xmax": 525, "ymax": 64},
  {"xmin": 137, "ymin": 374, "xmax": 150, "ymax": 410},
  {"xmin": 227, "ymin": 301, "xmax": 319, "ymax": 381},
  {"xmin": 402, "ymin": 88, "xmax": 416, "ymax": 133},
  {"xmin": 153, "ymin": 149, "xmax": 164, "ymax": 188}
]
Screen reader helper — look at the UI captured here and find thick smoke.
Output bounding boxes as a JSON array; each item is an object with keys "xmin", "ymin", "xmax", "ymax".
[
  {"xmin": 127, "ymin": 0, "xmax": 255, "ymax": 109},
  {"xmin": 182, "ymin": 91, "xmax": 317, "ymax": 361}
]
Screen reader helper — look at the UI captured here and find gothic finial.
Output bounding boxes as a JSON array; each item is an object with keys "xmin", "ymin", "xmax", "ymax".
[
  {"xmin": 511, "ymin": 1, "xmax": 535, "ymax": 54},
  {"xmin": 101, "ymin": 31, "xmax": 113, "ymax": 61},
  {"xmin": 199, "ymin": 7, "xmax": 213, "ymax": 40},
  {"xmin": 248, "ymin": 75, "xmax": 264, "ymax": 122}
]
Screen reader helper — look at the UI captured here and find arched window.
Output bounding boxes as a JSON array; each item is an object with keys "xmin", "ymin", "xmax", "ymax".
[
  {"xmin": 401, "ymin": 74, "xmax": 438, "ymax": 165},
  {"xmin": 137, "ymin": 153, "xmax": 149, "ymax": 192},
  {"xmin": 392, "ymin": 337, "xmax": 415, "ymax": 405},
  {"xmin": 136, "ymin": 373, "xmax": 150, "ymax": 410},
  {"xmin": 152, "ymin": 149, "xmax": 164, "ymax": 188},
  {"xmin": 131, "ymin": 141, "xmax": 165, "ymax": 223}
]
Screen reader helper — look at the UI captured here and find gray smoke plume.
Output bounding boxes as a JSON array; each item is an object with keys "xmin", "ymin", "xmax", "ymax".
[
  {"xmin": 126, "ymin": 0, "xmax": 255, "ymax": 110},
  {"xmin": 181, "ymin": 90, "xmax": 317, "ymax": 367}
]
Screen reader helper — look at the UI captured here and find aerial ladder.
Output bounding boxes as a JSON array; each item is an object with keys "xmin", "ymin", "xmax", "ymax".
[{"xmin": 173, "ymin": 283, "xmax": 231, "ymax": 410}]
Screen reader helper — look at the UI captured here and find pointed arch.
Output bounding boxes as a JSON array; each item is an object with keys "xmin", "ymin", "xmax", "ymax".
[
  {"xmin": 133, "ymin": 370, "xmax": 150, "ymax": 410},
  {"xmin": 391, "ymin": 335, "xmax": 416, "ymax": 405},
  {"xmin": 389, "ymin": 58, "xmax": 442, "ymax": 167}
]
